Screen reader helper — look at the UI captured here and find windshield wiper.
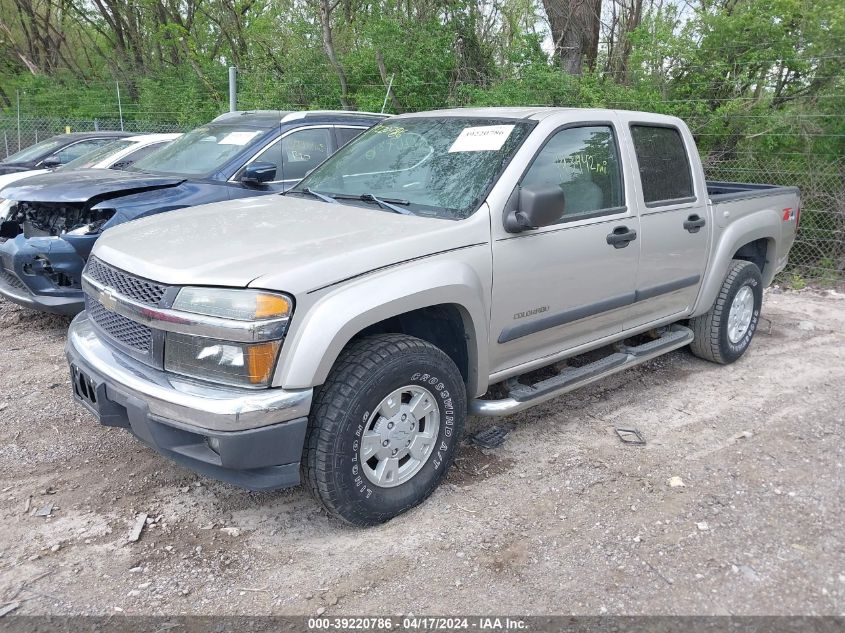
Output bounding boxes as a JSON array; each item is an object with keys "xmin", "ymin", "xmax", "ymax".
[
  {"xmin": 295, "ymin": 187, "xmax": 337, "ymax": 204},
  {"xmin": 333, "ymin": 193, "xmax": 414, "ymax": 216}
]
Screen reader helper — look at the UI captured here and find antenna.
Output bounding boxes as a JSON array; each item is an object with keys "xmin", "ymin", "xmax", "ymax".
[{"xmin": 381, "ymin": 74, "xmax": 395, "ymax": 114}]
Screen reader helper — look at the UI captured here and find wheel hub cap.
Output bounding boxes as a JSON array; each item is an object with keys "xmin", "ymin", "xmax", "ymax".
[
  {"xmin": 728, "ymin": 285, "xmax": 754, "ymax": 344},
  {"xmin": 360, "ymin": 385, "xmax": 440, "ymax": 488}
]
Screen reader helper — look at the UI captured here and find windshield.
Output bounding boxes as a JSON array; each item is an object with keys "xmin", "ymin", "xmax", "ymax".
[
  {"xmin": 131, "ymin": 124, "xmax": 266, "ymax": 176},
  {"xmin": 60, "ymin": 140, "xmax": 134, "ymax": 170},
  {"xmin": 0, "ymin": 138, "xmax": 64, "ymax": 164},
  {"xmin": 292, "ymin": 118, "xmax": 535, "ymax": 219}
]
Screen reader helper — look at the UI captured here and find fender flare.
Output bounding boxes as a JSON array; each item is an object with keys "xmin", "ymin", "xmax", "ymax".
[
  {"xmin": 275, "ymin": 258, "xmax": 490, "ymax": 397},
  {"xmin": 692, "ymin": 210, "xmax": 780, "ymax": 316}
]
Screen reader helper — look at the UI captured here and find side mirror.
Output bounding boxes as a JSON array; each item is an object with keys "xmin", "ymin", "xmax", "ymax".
[
  {"xmin": 505, "ymin": 185, "xmax": 566, "ymax": 233},
  {"xmin": 40, "ymin": 157, "xmax": 61, "ymax": 169},
  {"xmin": 240, "ymin": 161, "xmax": 277, "ymax": 185}
]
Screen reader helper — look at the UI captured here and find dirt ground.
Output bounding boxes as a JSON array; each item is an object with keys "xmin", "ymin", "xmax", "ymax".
[{"xmin": 0, "ymin": 288, "xmax": 843, "ymax": 617}]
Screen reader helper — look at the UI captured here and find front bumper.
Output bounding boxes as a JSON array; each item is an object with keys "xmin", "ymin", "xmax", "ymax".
[
  {"xmin": 0, "ymin": 235, "xmax": 85, "ymax": 315},
  {"xmin": 66, "ymin": 313, "xmax": 314, "ymax": 490}
]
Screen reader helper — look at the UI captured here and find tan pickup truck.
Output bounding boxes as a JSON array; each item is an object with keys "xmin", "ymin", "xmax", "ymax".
[{"xmin": 66, "ymin": 107, "xmax": 800, "ymax": 525}]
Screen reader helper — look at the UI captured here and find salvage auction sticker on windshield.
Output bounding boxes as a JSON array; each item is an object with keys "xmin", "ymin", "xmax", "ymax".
[{"xmin": 448, "ymin": 125, "xmax": 515, "ymax": 152}]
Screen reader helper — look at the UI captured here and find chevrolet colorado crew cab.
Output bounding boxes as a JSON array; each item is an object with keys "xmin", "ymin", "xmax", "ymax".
[
  {"xmin": 0, "ymin": 110, "xmax": 384, "ymax": 315},
  {"xmin": 65, "ymin": 107, "xmax": 800, "ymax": 525}
]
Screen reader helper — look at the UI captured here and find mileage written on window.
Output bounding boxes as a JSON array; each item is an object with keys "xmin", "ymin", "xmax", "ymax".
[{"xmin": 520, "ymin": 125, "xmax": 623, "ymax": 219}]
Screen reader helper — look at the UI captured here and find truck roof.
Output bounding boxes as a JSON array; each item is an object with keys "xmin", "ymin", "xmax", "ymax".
[
  {"xmin": 397, "ymin": 107, "xmax": 564, "ymax": 120},
  {"xmin": 395, "ymin": 106, "xmax": 685, "ymax": 126}
]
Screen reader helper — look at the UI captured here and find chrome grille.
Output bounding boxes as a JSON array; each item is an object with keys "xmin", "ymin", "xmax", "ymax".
[
  {"xmin": 85, "ymin": 256, "xmax": 167, "ymax": 306},
  {"xmin": 87, "ymin": 296, "xmax": 152, "ymax": 353},
  {"xmin": 0, "ymin": 268, "xmax": 29, "ymax": 293}
]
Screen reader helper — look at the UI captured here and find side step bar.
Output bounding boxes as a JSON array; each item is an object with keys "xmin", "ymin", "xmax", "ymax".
[{"xmin": 470, "ymin": 325, "xmax": 694, "ymax": 417}]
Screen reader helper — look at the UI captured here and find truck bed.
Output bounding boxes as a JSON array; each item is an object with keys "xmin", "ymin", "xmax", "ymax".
[{"xmin": 707, "ymin": 180, "xmax": 800, "ymax": 204}]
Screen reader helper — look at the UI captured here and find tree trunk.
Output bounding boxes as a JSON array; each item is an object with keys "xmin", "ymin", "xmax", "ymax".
[
  {"xmin": 318, "ymin": 0, "xmax": 353, "ymax": 109},
  {"xmin": 542, "ymin": 0, "xmax": 602, "ymax": 75},
  {"xmin": 606, "ymin": 0, "xmax": 643, "ymax": 83}
]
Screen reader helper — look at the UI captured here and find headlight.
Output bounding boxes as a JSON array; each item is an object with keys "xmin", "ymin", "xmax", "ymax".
[
  {"xmin": 164, "ymin": 287, "xmax": 293, "ymax": 387},
  {"xmin": 173, "ymin": 287, "xmax": 292, "ymax": 321},
  {"xmin": 165, "ymin": 333, "xmax": 282, "ymax": 388}
]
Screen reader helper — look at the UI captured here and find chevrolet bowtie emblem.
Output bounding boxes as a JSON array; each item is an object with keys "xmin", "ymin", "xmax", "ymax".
[{"xmin": 100, "ymin": 288, "xmax": 118, "ymax": 311}]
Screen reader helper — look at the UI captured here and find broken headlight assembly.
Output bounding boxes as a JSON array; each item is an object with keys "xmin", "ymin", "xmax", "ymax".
[
  {"xmin": 0, "ymin": 199, "xmax": 18, "ymax": 240},
  {"xmin": 64, "ymin": 208, "xmax": 117, "ymax": 236},
  {"xmin": 163, "ymin": 288, "xmax": 293, "ymax": 388}
]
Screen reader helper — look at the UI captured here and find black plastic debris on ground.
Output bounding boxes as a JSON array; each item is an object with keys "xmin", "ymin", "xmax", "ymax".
[
  {"xmin": 615, "ymin": 427, "xmax": 646, "ymax": 445},
  {"xmin": 470, "ymin": 426, "xmax": 511, "ymax": 449}
]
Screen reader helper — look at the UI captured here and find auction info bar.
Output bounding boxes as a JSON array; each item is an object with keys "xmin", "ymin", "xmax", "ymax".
[{"xmin": 0, "ymin": 617, "xmax": 841, "ymax": 633}]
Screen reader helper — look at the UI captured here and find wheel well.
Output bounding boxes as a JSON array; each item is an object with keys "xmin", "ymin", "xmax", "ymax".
[
  {"xmin": 733, "ymin": 238, "xmax": 770, "ymax": 276},
  {"xmin": 355, "ymin": 304, "xmax": 470, "ymax": 385}
]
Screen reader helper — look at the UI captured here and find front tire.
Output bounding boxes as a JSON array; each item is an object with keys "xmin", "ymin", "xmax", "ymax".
[
  {"xmin": 689, "ymin": 259, "xmax": 763, "ymax": 364},
  {"xmin": 302, "ymin": 334, "xmax": 466, "ymax": 525}
]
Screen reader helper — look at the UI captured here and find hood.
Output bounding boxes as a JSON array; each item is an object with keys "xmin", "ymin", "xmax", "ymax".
[
  {"xmin": 0, "ymin": 169, "xmax": 48, "ymax": 194},
  {"xmin": 93, "ymin": 195, "xmax": 489, "ymax": 295},
  {"xmin": 0, "ymin": 168, "xmax": 185, "ymax": 203}
]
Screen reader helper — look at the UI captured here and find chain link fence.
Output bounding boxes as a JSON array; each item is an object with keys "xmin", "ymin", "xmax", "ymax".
[
  {"xmin": 703, "ymin": 153, "xmax": 844, "ymax": 283},
  {"xmin": 0, "ymin": 117, "xmax": 188, "ymax": 157},
  {"xmin": 1, "ymin": 100, "xmax": 842, "ymax": 284}
]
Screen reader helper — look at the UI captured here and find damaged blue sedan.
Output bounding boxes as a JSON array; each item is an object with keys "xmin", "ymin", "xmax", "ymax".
[{"xmin": 0, "ymin": 109, "xmax": 384, "ymax": 314}]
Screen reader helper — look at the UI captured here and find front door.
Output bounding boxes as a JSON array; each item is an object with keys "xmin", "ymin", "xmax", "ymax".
[{"xmin": 490, "ymin": 121, "xmax": 641, "ymax": 376}]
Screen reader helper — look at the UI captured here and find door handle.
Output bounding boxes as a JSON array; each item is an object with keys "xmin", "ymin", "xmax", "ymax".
[
  {"xmin": 684, "ymin": 214, "xmax": 706, "ymax": 233},
  {"xmin": 606, "ymin": 226, "xmax": 637, "ymax": 249}
]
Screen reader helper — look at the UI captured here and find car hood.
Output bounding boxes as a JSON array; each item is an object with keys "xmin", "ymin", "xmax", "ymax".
[
  {"xmin": 92, "ymin": 195, "xmax": 489, "ymax": 295},
  {"xmin": 0, "ymin": 168, "xmax": 185, "ymax": 203}
]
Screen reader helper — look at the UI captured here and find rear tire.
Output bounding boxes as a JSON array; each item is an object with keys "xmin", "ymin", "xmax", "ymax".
[
  {"xmin": 689, "ymin": 259, "xmax": 763, "ymax": 364},
  {"xmin": 302, "ymin": 334, "xmax": 466, "ymax": 525}
]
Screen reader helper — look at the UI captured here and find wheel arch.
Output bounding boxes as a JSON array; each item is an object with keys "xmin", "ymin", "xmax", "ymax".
[
  {"xmin": 692, "ymin": 213, "xmax": 779, "ymax": 317},
  {"xmin": 274, "ymin": 259, "xmax": 490, "ymax": 397},
  {"xmin": 354, "ymin": 303, "xmax": 475, "ymax": 390},
  {"xmin": 733, "ymin": 237, "xmax": 773, "ymax": 279}
]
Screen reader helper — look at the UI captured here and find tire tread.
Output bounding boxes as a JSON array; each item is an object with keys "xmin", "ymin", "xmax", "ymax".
[
  {"xmin": 301, "ymin": 334, "xmax": 464, "ymax": 525},
  {"xmin": 689, "ymin": 259, "xmax": 758, "ymax": 364}
]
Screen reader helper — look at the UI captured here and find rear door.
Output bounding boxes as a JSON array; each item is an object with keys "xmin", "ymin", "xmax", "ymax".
[
  {"xmin": 489, "ymin": 115, "xmax": 641, "ymax": 375},
  {"xmin": 620, "ymin": 118, "xmax": 711, "ymax": 328}
]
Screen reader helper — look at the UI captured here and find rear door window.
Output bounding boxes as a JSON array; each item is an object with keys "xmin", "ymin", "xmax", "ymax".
[
  {"xmin": 630, "ymin": 125, "xmax": 694, "ymax": 205},
  {"xmin": 336, "ymin": 126, "xmax": 367, "ymax": 148}
]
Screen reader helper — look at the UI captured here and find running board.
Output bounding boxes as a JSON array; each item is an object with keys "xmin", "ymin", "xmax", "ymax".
[{"xmin": 470, "ymin": 325, "xmax": 694, "ymax": 417}]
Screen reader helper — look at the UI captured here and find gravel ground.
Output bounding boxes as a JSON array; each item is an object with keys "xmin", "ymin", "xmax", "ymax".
[{"xmin": 0, "ymin": 288, "xmax": 843, "ymax": 616}]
